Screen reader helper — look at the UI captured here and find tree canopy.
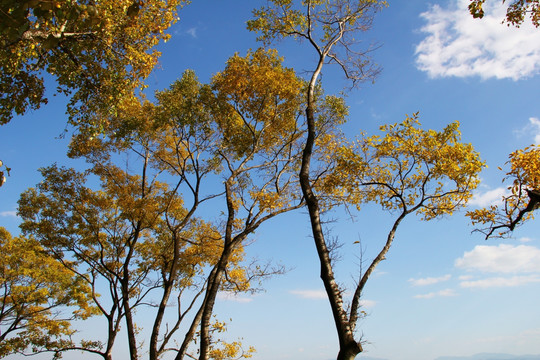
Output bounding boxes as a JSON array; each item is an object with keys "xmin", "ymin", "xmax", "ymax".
[{"xmin": 0, "ymin": 0, "xmax": 183, "ymax": 126}]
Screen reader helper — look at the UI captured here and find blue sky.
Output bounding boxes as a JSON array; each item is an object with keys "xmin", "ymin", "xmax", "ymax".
[{"xmin": 1, "ymin": 1, "xmax": 540, "ymax": 360}]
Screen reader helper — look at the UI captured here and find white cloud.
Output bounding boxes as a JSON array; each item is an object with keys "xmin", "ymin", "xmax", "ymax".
[
  {"xmin": 529, "ymin": 117, "xmax": 540, "ymax": 144},
  {"xmin": 409, "ymin": 274, "xmax": 451, "ymax": 286},
  {"xmin": 468, "ymin": 187, "xmax": 507, "ymax": 207},
  {"xmin": 460, "ymin": 275, "xmax": 540, "ymax": 288},
  {"xmin": 186, "ymin": 27, "xmax": 197, "ymax": 38},
  {"xmin": 414, "ymin": 289, "xmax": 457, "ymax": 299},
  {"xmin": 519, "ymin": 236, "xmax": 534, "ymax": 243},
  {"xmin": 359, "ymin": 299, "xmax": 377, "ymax": 309},
  {"xmin": 217, "ymin": 292, "xmax": 253, "ymax": 303},
  {"xmin": 455, "ymin": 244, "xmax": 540, "ymax": 273},
  {"xmin": 290, "ymin": 289, "xmax": 327, "ymax": 299},
  {"xmin": 0, "ymin": 211, "xmax": 17, "ymax": 217},
  {"xmin": 514, "ymin": 117, "xmax": 540, "ymax": 143},
  {"xmin": 415, "ymin": 0, "xmax": 540, "ymax": 80}
]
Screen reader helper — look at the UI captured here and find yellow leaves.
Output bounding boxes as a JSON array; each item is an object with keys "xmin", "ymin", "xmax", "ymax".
[
  {"xmin": 211, "ymin": 48, "xmax": 303, "ymax": 157},
  {"xmin": 508, "ymin": 145, "xmax": 540, "ymax": 191},
  {"xmin": 319, "ymin": 113, "xmax": 484, "ymax": 219},
  {"xmin": 208, "ymin": 320, "xmax": 257, "ymax": 360},
  {"xmin": 0, "ymin": 227, "xmax": 95, "ymax": 356},
  {"xmin": 467, "ymin": 206, "xmax": 497, "ymax": 225},
  {"xmin": 466, "ymin": 145, "xmax": 540, "ymax": 238},
  {"xmin": 250, "ymin": 188, "xmax": 288, "ymax": 212},
  {"xmin": 469, "ymin": 0, "xmax": 540, "ymax": 27},
  {"xmin": 1, "ymin": 0, "xmax": 185, "ymax": 126}
]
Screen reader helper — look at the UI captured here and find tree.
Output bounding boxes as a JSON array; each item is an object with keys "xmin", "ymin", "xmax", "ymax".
[
  {"xmin": 468, "ymin": 145, "xmax": 540, "ymax": 238},
  {"xmin": 143, "ymin": 49, "xmax": 312, "ymax": 359},
  {"xmin": 18, "ymin": 156, "xmax": 228, "ymax": 360},
  {"xmin": 318, "ymin": 113, "xmax": 483, "ymax": 303},
  {"xmin": 248, "ymin": 1, "xmax": 386, "ymax": 358},
  {"xmin": 469, "ymin": 0, "xmax": 540, "ymax": 27},
  {"xmin": 193, "ymin": 48, "xmax": 307, "ymax": 360},
  {"xmin": 0, "ymin": 227, "xmax": 95, "ymax": 358},
  {"xmin": 0, "ymin": 0, "xmax": 183, "ymax": 125},
  {"xmin": 249, "ymin": 2, "xmax": 483, "ymax": 360},
  {"xmin": 19, "ymin": 48, "xmax": 331, "ymax": 360}
]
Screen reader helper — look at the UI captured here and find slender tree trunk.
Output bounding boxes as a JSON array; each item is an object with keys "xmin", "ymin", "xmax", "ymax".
[
  {"xmin": 150, "ymin": 231, "xmax": 183, "ymax": 360},
  {"xmin": 299, "ymin": 57, "xmax": 362, "ymax": 359},
  {"xmin": 198, "ymin": 244, "xmax": 233, "ymax": 360},
  {"xmin": 176, "ymin": 301, "xmax": 204, "ymax": 360},
  {"xmin": 103, "ymin": 303, "xmax": 119, "ymax": 360},
  {"xmin": 149, "ymin": 275, "xmax": 174, "ymax": 360},
  {"xmin": 121, "ymin": 281, "xmax": 139, "ymax": 360}
]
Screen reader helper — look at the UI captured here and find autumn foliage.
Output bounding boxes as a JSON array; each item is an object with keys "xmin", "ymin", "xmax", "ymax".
[{"xmin": 0, "ymin": 1, "xmax": 530, "ymax": 360}]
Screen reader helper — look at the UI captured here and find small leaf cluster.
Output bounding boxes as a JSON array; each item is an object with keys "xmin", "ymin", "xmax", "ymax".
[
  {"xmin": 469, "ymin": 0, "xmax": 540, "ymax": 27},
  {"xmin": 467, "ymin": 145, "xmax": 540, "ymax": 238}
]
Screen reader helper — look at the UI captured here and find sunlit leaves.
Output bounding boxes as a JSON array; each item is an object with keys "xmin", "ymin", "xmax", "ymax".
[
  {"xmin": 467, "ymin": 145, "xmax": 540, "ymax": 238},
  {"xmin": 510, "ymin": 145, "xmax": 540, "ymax": 190},
  {"xmin": 211, "ymin": 48, "xmax": 303, "ymax": 158},
  {"xmin": 0, "ymin": 0, "xmax": 184, "ymax": 125},
  {"xmin": 319, "ymin": 113, "xmax": 484, "ymax": 219},
  {"xmin": 0, "ymin": 227, "xmax": 95, "ymax": 357}
]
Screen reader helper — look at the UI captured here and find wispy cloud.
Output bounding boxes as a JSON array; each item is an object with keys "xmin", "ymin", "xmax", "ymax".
[
  {"xmin": 473, "ymin": 327, "xmax": 540, "ymax": 345},
  {"xmin": 186, "ymin": 27, "xmax": 197, "ymax": 38},
  {"xmin": 460, "ymin": 275, "xmax": 540, "ymax": 288},
  {"xmin": 455, "ymin": 244, "xmax": 540, "ymax": 274},
  {"xmin": 414, "ymin": 289, "xmax": 457, "ymax": 299},
  {"xmin": 359, "ymin": 299, "xmax": 377, "ymax": 309},
  {"xmin": 290, "ymin": 289, "xmax": 327, "ymax": 299},
  {"xmin": 468, "ymin": 187, "xmax": 507, "ymax": 207},
  {"xmin": 514, "ymin": 117, "xmax": 540, "ymax": 144},
  {"xmin": 415, "ymin": 0, "xmax": 540, "ymax": 80},
  {"xmin": 0, "ymin": 211, "xmax": 17, "ymax": 218},
  {"xmin": 527, "ymin": 117, "xmax": 540, "ymax": 144},
  {"xmin": 217, "ymin": 292, "xmax": 253, "ymax": 303},
  {"xmin": 409, "ymin": 274, "xmax": 451, "ymax": 286}
]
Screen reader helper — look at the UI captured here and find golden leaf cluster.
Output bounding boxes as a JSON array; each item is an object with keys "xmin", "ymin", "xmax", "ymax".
[{"xmin": 319, "ymin": 113, "xmax": 484, "ymax": 219}]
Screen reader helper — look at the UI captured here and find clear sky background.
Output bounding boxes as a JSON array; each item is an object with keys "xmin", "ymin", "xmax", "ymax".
[{"xmin": 1, "ymin": 1, "xmax": 540, "ymax": 360}]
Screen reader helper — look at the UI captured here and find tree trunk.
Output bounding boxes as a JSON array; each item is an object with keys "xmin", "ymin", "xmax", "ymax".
[
  {"xmin": 298, "ymin": 56, "xmax": 362, "ymax": 360},
  {"xmin": 198, "ymin": 249, "xmax": 231, "ymax": 360},
  {"xmin": 337, "ymin": 344, "xmax": 362, "ymax": 360},
  {"xmin": 121, "ymin": 283, "xmax": 139, "ymax": 360}
]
